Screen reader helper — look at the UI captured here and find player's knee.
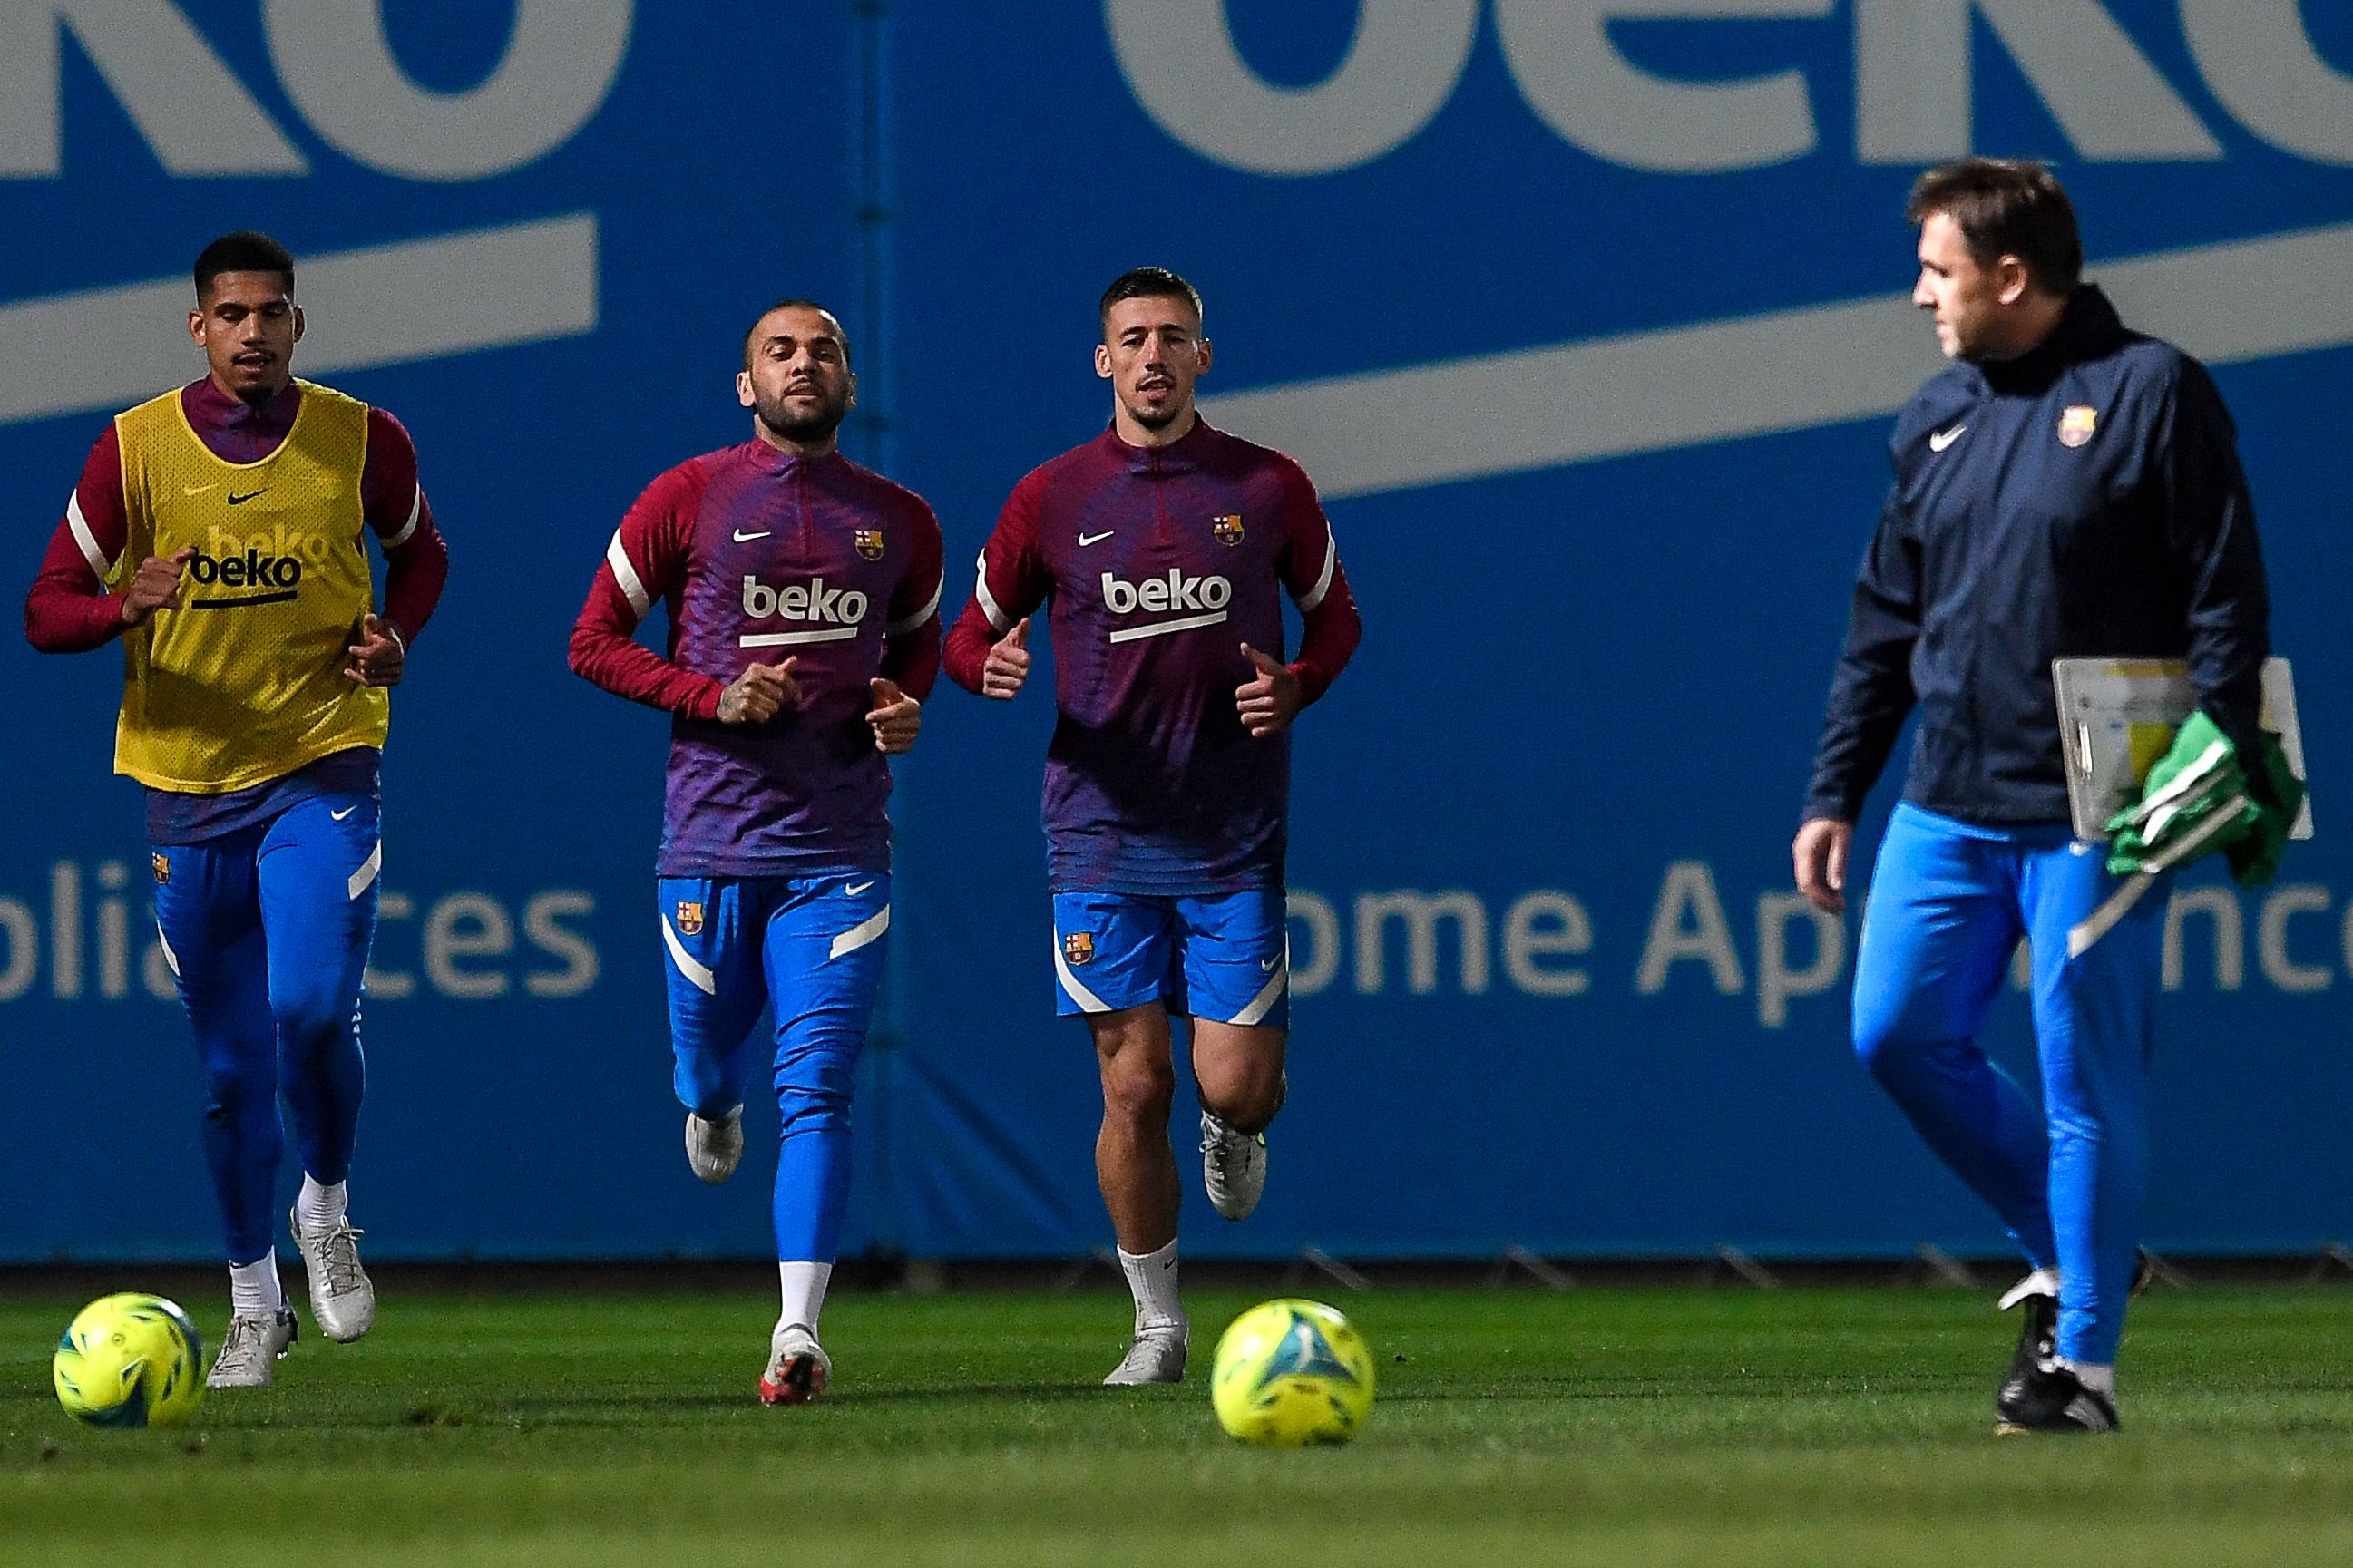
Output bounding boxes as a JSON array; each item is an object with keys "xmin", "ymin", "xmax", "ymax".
[
  {"xmin": 776, "ymin": 1074, "xmax": 855, "ymax": 1133},
  {"xmin": 1850, "ymin": 1010, "xmax": 1909, "ymax": 1084},
  {"xmin": 200, "ymin": 1057, "xmax": 276, "ymax": 1122},
  {"xmin": 1100, "ymin": 1055, "xmax": 1175, "ymax": 1124},
  {"xmin": 1196, "ymin": 1057, "xmax": 1283, "ymax": 1130},
  {"xmin": 271, "ymin": 981, "xmax": 354, "ymax": 1057}
]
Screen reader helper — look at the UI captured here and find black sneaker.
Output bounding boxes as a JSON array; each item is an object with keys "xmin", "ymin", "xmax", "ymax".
[
  {"xmin": 1997, "ymin": 1357, "xmax": 2119, "ymax": 1434},
  {"xmin": 1997, "ymin": 1288, "xmax": 2058, "ymax": 1412},
  {"xmin": 1996, "ymin": 1249, "xmax": 2155, "ymax": 1407}
]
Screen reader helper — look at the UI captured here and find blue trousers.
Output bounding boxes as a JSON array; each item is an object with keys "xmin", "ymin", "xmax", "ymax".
[
  {"xmin": 152, "ymin": 795, "xmax": 379, "ymax": 1266},
  {"xmin": 1853, "ymin": 803, "xmax": 2166, "ymax": 1365},
  {"xmin": 659, "ymin": 873, "xmax": 889, "ymax": 1262}
]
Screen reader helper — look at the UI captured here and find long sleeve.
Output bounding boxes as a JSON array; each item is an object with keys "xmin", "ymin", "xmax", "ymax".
[
  {"xmin": 943, "ymin": 472, "xmax": 1052, "ymax": 693},
  {"xmin": 2161, "ymin": 360, "xmax": 2270, "ymax": 763},
  {"xmin": 24, "ymin": 424, "xmax": 130, "ymax": 654},
  {"xmin": 1274, "ymin": 461, "xmax": 1360, "ymax": 705},
  {"xmin": 881, "ymin": 498, "xmax": 945, "ymax": 701},
  {"xmin": 567, "ymin": 462, "xmax": 726, "ymax": 720},
  {"xmin": 1803, "ymin": 485, "xmax": 1922, "ymax": 823},
  {"xmin": 362, "ymin": 407, "xmax": 448, "ymax": 646}
]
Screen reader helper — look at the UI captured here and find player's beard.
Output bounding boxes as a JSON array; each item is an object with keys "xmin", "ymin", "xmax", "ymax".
[
  {"xmin": 1123, "ymin": 387, "xmax": 1190, "ymax": 433},
  {"xmin": 755, "ymin": 385, "xmax": 851, "ymax": 445}
]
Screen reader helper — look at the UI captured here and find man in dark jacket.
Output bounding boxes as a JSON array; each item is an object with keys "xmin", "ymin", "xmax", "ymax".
[{"xmin": 1794, "ymin": 160, "xmax": 2270, "ymax": 1435}]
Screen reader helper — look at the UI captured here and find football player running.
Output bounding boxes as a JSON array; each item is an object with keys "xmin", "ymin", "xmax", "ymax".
[
  {"xmin": 944, "ymin": 268, "xmax": 1361, "ymax": 1385},
  {"xmin": 24, "ymin": 231, "xmax": 449, "ymax": 1388},
  {"xmin": 570, "ymin": 300, "xmax": 942, "ymax": 1404}
]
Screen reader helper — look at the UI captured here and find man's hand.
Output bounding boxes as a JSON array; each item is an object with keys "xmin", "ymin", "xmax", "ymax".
[
  {"xmin": 1235, "ymin": 643, "xmax": 1303, "ymax": 738},
  {"xmin": 718, "ymin": 657, "xmax": 800, "ymax": 724},
  {"xmin": 981, "ymin": 616, "xmax": 1030, "ymax": 700},
  {"xmin": 119, "ymin": 547, "xmax": 194, "ymax": 627},
  {"xmin": 344, "ymin": 613, "xmax": 405, "ymax": 687},
  {"xmin": 866, "ymin": 677, "xmax": 922, "ymax": 754},
  {"xmin": 1793, "ymin": 817, "xmax": 1855, "ymax": 915}
]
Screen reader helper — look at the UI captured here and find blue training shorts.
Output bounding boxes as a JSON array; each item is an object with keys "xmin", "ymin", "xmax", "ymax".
[{"xmin": 1050, "ymin": 888, "xmax": 1288, "ymax": 1028}]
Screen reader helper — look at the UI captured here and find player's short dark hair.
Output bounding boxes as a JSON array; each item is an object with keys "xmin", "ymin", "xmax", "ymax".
[
  {"xmin": 1906, "ymin": 159, "xmax": 2083, "ymax": 297},
  {"xmin": 742, "ymin": 299, "xmax": 852, "ymax": 370},
  {"xmin": 193, "ymin": 231, "xmax": 296, "ymax": 302},
  {"xmin": 1098, "ymin": 267, "xmax": 1203, "ymax": 328}
]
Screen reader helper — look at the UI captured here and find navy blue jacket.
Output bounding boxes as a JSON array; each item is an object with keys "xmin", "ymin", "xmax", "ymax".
[{"xmin": 1805, "ymin": 286, "xmax": 2270, "ymax": 826}]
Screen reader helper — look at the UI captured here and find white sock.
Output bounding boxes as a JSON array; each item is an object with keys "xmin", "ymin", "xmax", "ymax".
[
  {"xmin": 297, "ymin": 1175, "xmax": 348, "ymax": 1235},
  {"xmin": 778, "ymin": 1261, "xmax": 835, "ymax": 1332},
  {"xmin": 229, "ymin": 1251, "xmax": 285, "ymax": 1317},
  {"xmin": 2063, "ymin": 1359, "xmax": 2117, "ymax": 1399},
  {"xmin": 1118, "ymin": 1240, "xmax": 1185, "ymax": 1334}
]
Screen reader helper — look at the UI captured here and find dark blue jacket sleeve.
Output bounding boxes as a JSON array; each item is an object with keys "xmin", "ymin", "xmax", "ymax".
[
  {"xmin": 2163, "ymin": 360, "xmax": 2270, "ymax": 772},
  {"xmin": 1803, "ymin": 486, "xmax": 1919, "ymax": 823}
]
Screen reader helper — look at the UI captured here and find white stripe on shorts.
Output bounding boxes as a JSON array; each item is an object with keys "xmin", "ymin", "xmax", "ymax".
[{"xmin": 662, "ymin": 914, "xmax": 716, "ymax": 995}]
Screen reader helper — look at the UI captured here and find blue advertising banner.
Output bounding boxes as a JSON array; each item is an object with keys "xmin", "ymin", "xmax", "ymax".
[{"xmin": 3, "ymin": 2, "xmax": 2348, "ymax": 1261}]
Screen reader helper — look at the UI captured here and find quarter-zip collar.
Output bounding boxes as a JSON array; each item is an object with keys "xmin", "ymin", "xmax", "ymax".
[
  {"xmin": 1974, "ymin": 285, "xmax": 2129, "ymax": 398},
  {"xmin": 1099, "ymin": 416, "xmax": 1216, "ymax": 476}
]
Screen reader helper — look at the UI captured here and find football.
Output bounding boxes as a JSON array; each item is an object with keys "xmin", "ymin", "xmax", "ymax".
[
  {"xmin": 53, "ymin": 1293, "xmax": 206, "ymax": 1430},
  {"xmin": 1210, "ymin": 1298, "xmax": 1375, "ymax": 1446}
]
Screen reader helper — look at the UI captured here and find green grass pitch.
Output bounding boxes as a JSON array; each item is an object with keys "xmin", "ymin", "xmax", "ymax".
[{"xmin": 6, "ymin": 1284, "xmax": 2353, "ymax": 1565}]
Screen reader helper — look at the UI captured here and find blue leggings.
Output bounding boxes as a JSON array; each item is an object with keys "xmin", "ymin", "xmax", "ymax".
[
  {"xmin": 660, "ymin": 872, "xmax": 889, "ymax": 1262},
  {"xmin": 1853, "ymin": 804, "xmax": 2166, "ymax": 1365},
  {"xmin": 153, "ymin": 796, "xmax": 379, "ymax": 1265}
]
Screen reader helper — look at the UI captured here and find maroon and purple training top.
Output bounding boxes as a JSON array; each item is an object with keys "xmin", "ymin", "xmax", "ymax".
[
  {"xmin": 944, "ymin": 419, "xmax": 1361, "ymax": 897},
  {"xmin": 570, "ymin": 443, "xmax": 944, "ymax": 879}
]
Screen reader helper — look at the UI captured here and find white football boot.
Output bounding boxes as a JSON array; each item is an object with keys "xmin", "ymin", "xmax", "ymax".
[
  {"xmin": 759, "ymin": 1321, "xmax": 832, "ymax": 1406},
  {"xmin": 686, "ymin": 1107, "xmax": 745, "ymax": 1184},
  {"xmin": 1102, "ymin": 1323, "xmax": 1187, "ymax": 1386},
  {"xmin": 207, "ymin": 1307, "xmax": 298, "ymax": 1389},
  {"xmin": 289, "ymin": 1203, "xmax": 376, "ymax": 1342},
  {"xmin": 1200, "ymin": 1112, "xmax": 1268, "ymax": 1222}
]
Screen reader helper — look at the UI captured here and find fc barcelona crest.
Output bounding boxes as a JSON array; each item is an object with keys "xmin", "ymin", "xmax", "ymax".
[
  {"xmin": 675, "ymin": 901, "xmax": 705, "ymax": 936},
  {"xmin": 2058, "ymin": 405, "xmax": 2098, "ymax": 448},
  {"xmin": 854, "ymin": 528, "xmax": 885, "ymax": 561},
  {"xmin": 150, "ymin": 852, "xmax": 170, "ymax": 886},
  {"xmin": 1212, "ymin": 513, "xmax": 1245, "ymax": 547},
  {"xmin": 1063, "ymin": 930, "xmax": 1096, "ymax": 967}
]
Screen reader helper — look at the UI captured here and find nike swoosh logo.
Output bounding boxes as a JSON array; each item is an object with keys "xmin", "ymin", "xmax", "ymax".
[
  {"xmin": 1928, "ymin": 425, "xmax": 1967, "ymax": 453},
  {"xmin": 329, "ymin": 805, "xmax": 358, "ymax": 822},
  {"xmin": 1259, "ymin": 958, "xmax": 1277, "ymax": 972},
  {"xmin": 228, "ymin": 489, "xmax": 267, "ymax": 505},
  {"xmin": 845, "ymin": 880, "xmax": 875, "ymax": 896},
  {"xmin": 733, "ymin": 529, "xmax": 771, "ymax": 542},
  {"xmin": 1078, "ymin": 531, "xmax": 1114, "ymax": 547}
]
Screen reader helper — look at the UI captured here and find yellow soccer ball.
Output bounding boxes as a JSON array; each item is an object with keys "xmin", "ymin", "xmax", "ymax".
[
  {"xmin": 53, "ymin": 1293, "xmax": 206, "ymax": 1430},
  {"xmin": 1210, "ymin": 1298, "xmax": 1375, "ymax": 1446}
]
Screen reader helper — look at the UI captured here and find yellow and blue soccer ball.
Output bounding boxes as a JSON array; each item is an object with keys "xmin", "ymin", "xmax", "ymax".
[
  {"xmin": 53, "ymin": 1293, "xmax": 206, "ymax": 1429},
  {"xmin": 1210, "ymin": 1298, "xmax": 1375, "ymax": 1446}
]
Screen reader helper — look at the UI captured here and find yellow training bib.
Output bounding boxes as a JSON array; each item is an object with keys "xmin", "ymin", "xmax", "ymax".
[{"xmin": 110, "ymin": 380, "xmax": 387, "ymax": 793}]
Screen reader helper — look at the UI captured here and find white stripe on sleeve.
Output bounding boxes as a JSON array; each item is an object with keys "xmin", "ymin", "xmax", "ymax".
[
  {"xmin": 606, "ymin": 528, "xmax": 651, "ymax": 620},
  {"xmin": 383, "ymin": 484, "xmax": 423, "ymax": 548},
  {"xmin": 66, "ymin": 493, "xmax": 112, "ymax": 578},
  {"xmin": 972, "ymin": 549, "xmax": 1011, "ymax": 634},
  {"xmin": 887, "ymin": 575, "xmax": 942, "ymax": 638},
  {"xmin": 1294, "ymin": 522, "xmax": 1338, "ymax": 613}
]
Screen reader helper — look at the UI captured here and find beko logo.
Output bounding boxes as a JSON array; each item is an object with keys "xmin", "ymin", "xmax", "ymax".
[
  {"xmin": 1109, "ymin": 1, "xmax": 2353, "ymax": 176},
  {"xmin": 739, "ymin": 577, "xmax": 870, "ymax": 648},
  {"xmin": 186, "ymin": 546, "xmax": 302, "ymax": 606},
  {"xmin": 1101, "ymin": 570, "xmax": 1231, "ymax": 644}
]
